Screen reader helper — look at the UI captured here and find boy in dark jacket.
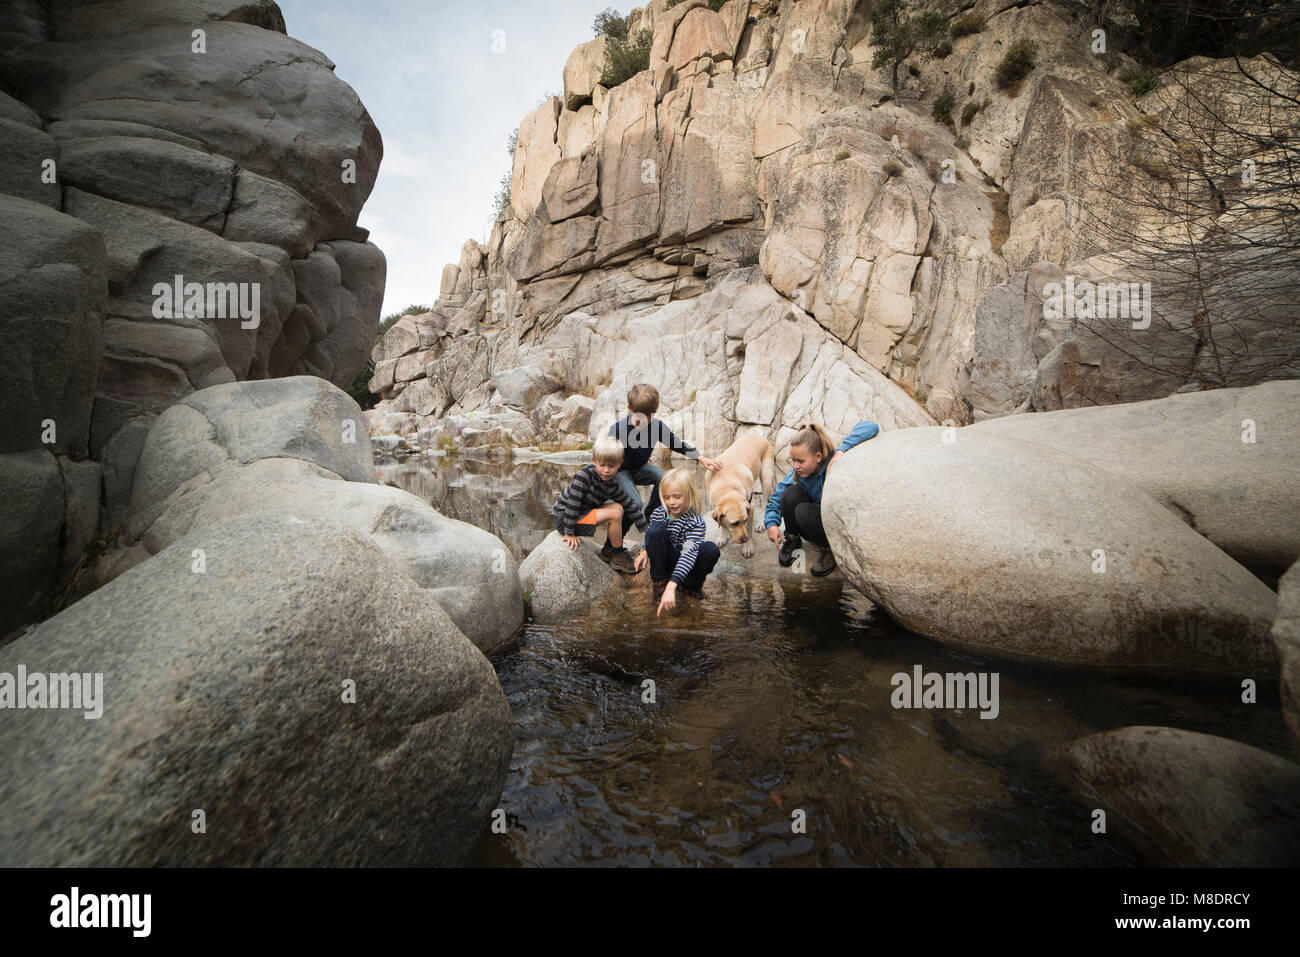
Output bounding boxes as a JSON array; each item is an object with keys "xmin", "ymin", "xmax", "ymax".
[{"xmin": 608, "ymin": 382, "xmax": 720, "ymax": 535}]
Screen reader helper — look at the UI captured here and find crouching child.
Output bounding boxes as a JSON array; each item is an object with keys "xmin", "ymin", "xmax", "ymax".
[
  {"xmin": 633, "ymin": 468, "xmax": 720, "ymax": 616},
  {"xmin": 553, "ymin": 434, "xmax": 648, "ymax": 574}
]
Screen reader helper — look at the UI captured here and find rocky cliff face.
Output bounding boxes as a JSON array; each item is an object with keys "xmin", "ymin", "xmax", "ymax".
[
  {"xmin": 370, "ymin": 0, "xmax": 1297, "ymax": 457},
  {"xmin": 0, "ymin": 0, "xmax": 385, "ymax": 633}
]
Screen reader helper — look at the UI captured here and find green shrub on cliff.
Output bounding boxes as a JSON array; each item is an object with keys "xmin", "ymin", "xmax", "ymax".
[
  {"xmin": 933, "ymin": 88, "xmax": 956, "ymax": 126},
  {"xmin": 995, "ymin": 39, "xmax": 1036, "ymax": 89},
  {"xmin": 600, "ymin": 27, "xmax": 652, "ymax": 87},
  {"xmin": 1120, "ymin": 67, "xmax": 1159, "ymax": 96},
  {"xmin": 491, "ymin": 170, "xmax": 512, "ymax": 220},
  {"xmin": 950, "ymin": 13, "xmax": 983, "ymax": 39}
]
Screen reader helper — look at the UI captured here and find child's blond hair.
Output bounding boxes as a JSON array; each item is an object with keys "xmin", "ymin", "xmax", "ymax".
[
  {"xmin": 790, "ymin": 422, "xmax": 836, "ymax": 460},
  {"xmin": 592, "ymin": 434, "xmax": 624, "ymax": 466},
  {"xmin": 658, "ymin": 468, "xmax": 702, "ymax": 515}
]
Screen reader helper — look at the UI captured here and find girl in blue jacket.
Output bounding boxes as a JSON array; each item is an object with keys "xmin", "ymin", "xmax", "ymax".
[{"xmin": 764, "ymin": 420, "xmax": 879, "ymax": 576}]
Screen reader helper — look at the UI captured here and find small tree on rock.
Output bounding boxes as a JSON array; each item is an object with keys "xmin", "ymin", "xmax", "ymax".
[{"xmin": 871, "ymin": 0, "xmax": 947, "ymax": 95}]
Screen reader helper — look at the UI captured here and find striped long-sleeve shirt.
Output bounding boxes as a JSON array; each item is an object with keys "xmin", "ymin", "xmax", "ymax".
[
  {"xmin": 648, "ymin": 505, "xmax": 707, "ymax": 583},
  {"xmin": 553, "ymin": 464, "xmax": 648, "ymax": 536}
]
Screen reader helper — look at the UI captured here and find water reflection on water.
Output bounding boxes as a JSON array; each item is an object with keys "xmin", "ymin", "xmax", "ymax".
[{"xmin": 382, "ymin": 454, "xmax": 1291, "ymax": 867}]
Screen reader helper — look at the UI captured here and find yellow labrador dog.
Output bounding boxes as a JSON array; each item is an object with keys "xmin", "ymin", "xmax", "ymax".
[{"xmin": 707, "ymin": 432, "xmax": 776, "ymax": 558}]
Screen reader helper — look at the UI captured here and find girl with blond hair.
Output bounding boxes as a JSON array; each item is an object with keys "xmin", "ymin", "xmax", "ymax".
[
  {"xmin": 763, "ymin": 420, "xmax": 879, "ymax": 576},
  {"xmin": 633, "ymin": 468, "xmax": 719, "ymax": 616}
]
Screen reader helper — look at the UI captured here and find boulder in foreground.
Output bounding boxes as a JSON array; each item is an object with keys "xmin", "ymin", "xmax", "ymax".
[{"xmin": 0, "ymin": 513, "xmax": 512, "ymax": 866}]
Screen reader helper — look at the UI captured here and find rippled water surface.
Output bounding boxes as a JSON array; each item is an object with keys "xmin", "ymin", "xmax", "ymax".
[{"xmin": 381, "ymin": 455, "xmax": 1291, "ymax": 867}]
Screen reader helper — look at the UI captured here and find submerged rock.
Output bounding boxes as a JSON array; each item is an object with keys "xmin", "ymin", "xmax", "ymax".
[
  {"xmin": 0, "ymin": 512, "xmax": 512, "ymax": 866},
  {"xmin": 519, "ymin": 531, "xmax": 618, "ymax": 623},
  {"xmin": 1056, "ymin": 726, "xmax": 1300, "ymax": 867},
  {"xmin": 822, "ymin": 427, "xmax": 1277, "ymax": 672}
]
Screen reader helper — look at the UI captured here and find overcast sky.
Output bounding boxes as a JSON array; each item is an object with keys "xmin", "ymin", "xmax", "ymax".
[{"xmin": 278, "ymin": 0, "xmax": 615, "ymax": 318}]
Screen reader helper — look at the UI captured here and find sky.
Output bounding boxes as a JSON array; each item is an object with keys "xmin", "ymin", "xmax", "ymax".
[{"xmin": 277, "ymin": 0, "xmax": 617, "ymax": 318}]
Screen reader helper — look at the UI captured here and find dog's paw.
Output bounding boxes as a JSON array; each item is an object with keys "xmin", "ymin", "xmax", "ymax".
[{"xmin": 741, "ymin": 542, "xmax": 755, "ymax": 558}]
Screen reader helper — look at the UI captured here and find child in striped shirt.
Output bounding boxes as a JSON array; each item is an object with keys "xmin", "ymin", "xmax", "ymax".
[
  {"xmin": 633, "ymin": 468, "xmax": 720, "ymax": 616},
  {"xmin": 553, "ymin": 434, "xmax": 648, "ymax": 574}
]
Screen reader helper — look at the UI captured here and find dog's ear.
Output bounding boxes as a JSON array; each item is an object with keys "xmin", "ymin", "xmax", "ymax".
[{"xmin": 711, "ymin": 507, "xmax": 721, "ymax": 522}]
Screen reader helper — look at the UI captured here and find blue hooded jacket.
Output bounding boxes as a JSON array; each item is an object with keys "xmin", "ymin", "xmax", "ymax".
[{"xmin": 764, "ymin": 421, "xmax": 880, "ymax": 529}]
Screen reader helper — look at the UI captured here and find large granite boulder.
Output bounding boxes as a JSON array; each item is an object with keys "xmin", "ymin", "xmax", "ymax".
[
  {"xmin": 822, "ymin": 427, "xmax": 1277, "ymax": 672},
  {"xmin": 969, "ymin": 381, "xmax": 1300, "ymax": 577},
  {"xmin": 119, "ymin": 377, "xmax": 523, "ymax": 654},
  {"xmin": 0, "ymin": 1, "xmax": 387, "ymax": 635},
  {"xmin": 0, "ymin": 512, "xmax": 512, "ymax": 866},
  {"xmin": 1056, "ymin": 726, "xmax": 1300, "ymax": 867}
]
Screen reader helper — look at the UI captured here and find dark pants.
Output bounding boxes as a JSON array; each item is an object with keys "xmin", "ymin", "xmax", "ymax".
[
  {"xmin": 780, "ymin": 483, "xmax": 828, "ymax": 547},
  {"xmin": 645, "ymin": 524, "xmax": 720, "ymax": 589},
  {"xmin": 616, "ymin": 464, "xmax": 664, "ymax": 535}
]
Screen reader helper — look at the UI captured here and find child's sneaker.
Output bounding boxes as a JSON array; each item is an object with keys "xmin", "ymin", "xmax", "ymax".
[
  {"xmin": 608, "ymin": 547, "xmax": 638, "ymax": 574},
  {"xmin": 778, "ymin": 533, "xmax": 802, "ymax": 567},
  {"xmin": 679, "ymin": 585, "xmax": 705, "ymax": 600},
  {"xmin": 810, "ymin": 545, "xmax": 837, "ymax": 577},
  {"xmin": 652, "ymin": 580, "xmax": 667, "ymax": 601}
]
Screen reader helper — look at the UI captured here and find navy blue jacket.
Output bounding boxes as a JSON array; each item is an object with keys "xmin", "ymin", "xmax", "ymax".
[{"xmin": 608, "ymin": 415, "xmax": 700, "ymax": 472}]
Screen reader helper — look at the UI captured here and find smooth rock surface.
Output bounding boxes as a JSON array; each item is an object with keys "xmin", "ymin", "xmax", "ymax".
[
  {"xmin": 822, "ymin": 427, "xmax": 1278, "ymax": 672},
  {"xmin": 1274, "ymin": 560, "xmax": 1300, "ymax": 757},
  {"xmin": 968, "ymin": 381, "xmax": 1300, "ymax": 576},
  {"xmin": 1057, "ymin": 726, "xmax": 1300, "ymax": 867},
  {"xmin": 0, "ymin": 512, "xmax": 512, "ymax": 866},
  {"xmin": 126, "ymin": 456, "xmax": 523, "ymax": 654},
  {"xmin": 519, "ymin": 530, "xmax": 618, "ymax": 624}
]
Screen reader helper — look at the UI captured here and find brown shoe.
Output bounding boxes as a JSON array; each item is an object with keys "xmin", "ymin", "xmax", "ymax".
[
  {"xmin": 809, "ymin": 545, "xmax": 837, "ymax": 577},
  {"xmin": 679, "ymin": 586, "xmax": 705, "ymax": 600},
  {"xmin": 609, "ymin": 548, "xmax": 638, "ymax": 574},
  {"xmin": 652, "ymin": 580, "xmax": 667, "ymax": 600}
]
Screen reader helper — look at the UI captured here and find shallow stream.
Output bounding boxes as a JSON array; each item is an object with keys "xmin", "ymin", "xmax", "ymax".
[{"xmin": 381, "ymin": 455, "xmax": 1290, "ymax": 867}]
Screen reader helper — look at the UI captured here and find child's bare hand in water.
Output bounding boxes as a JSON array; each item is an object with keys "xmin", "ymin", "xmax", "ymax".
[
  {"xmin": 563, "ymin": 534, "xmax": 581, "ymax": 550},
  {"xmin": 766, "ymin": 525, "xmax": 783, "ymax": 546},
  {"xmin": 657, "ymin": 582, "xmax": 677, "ymax": 617}
]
